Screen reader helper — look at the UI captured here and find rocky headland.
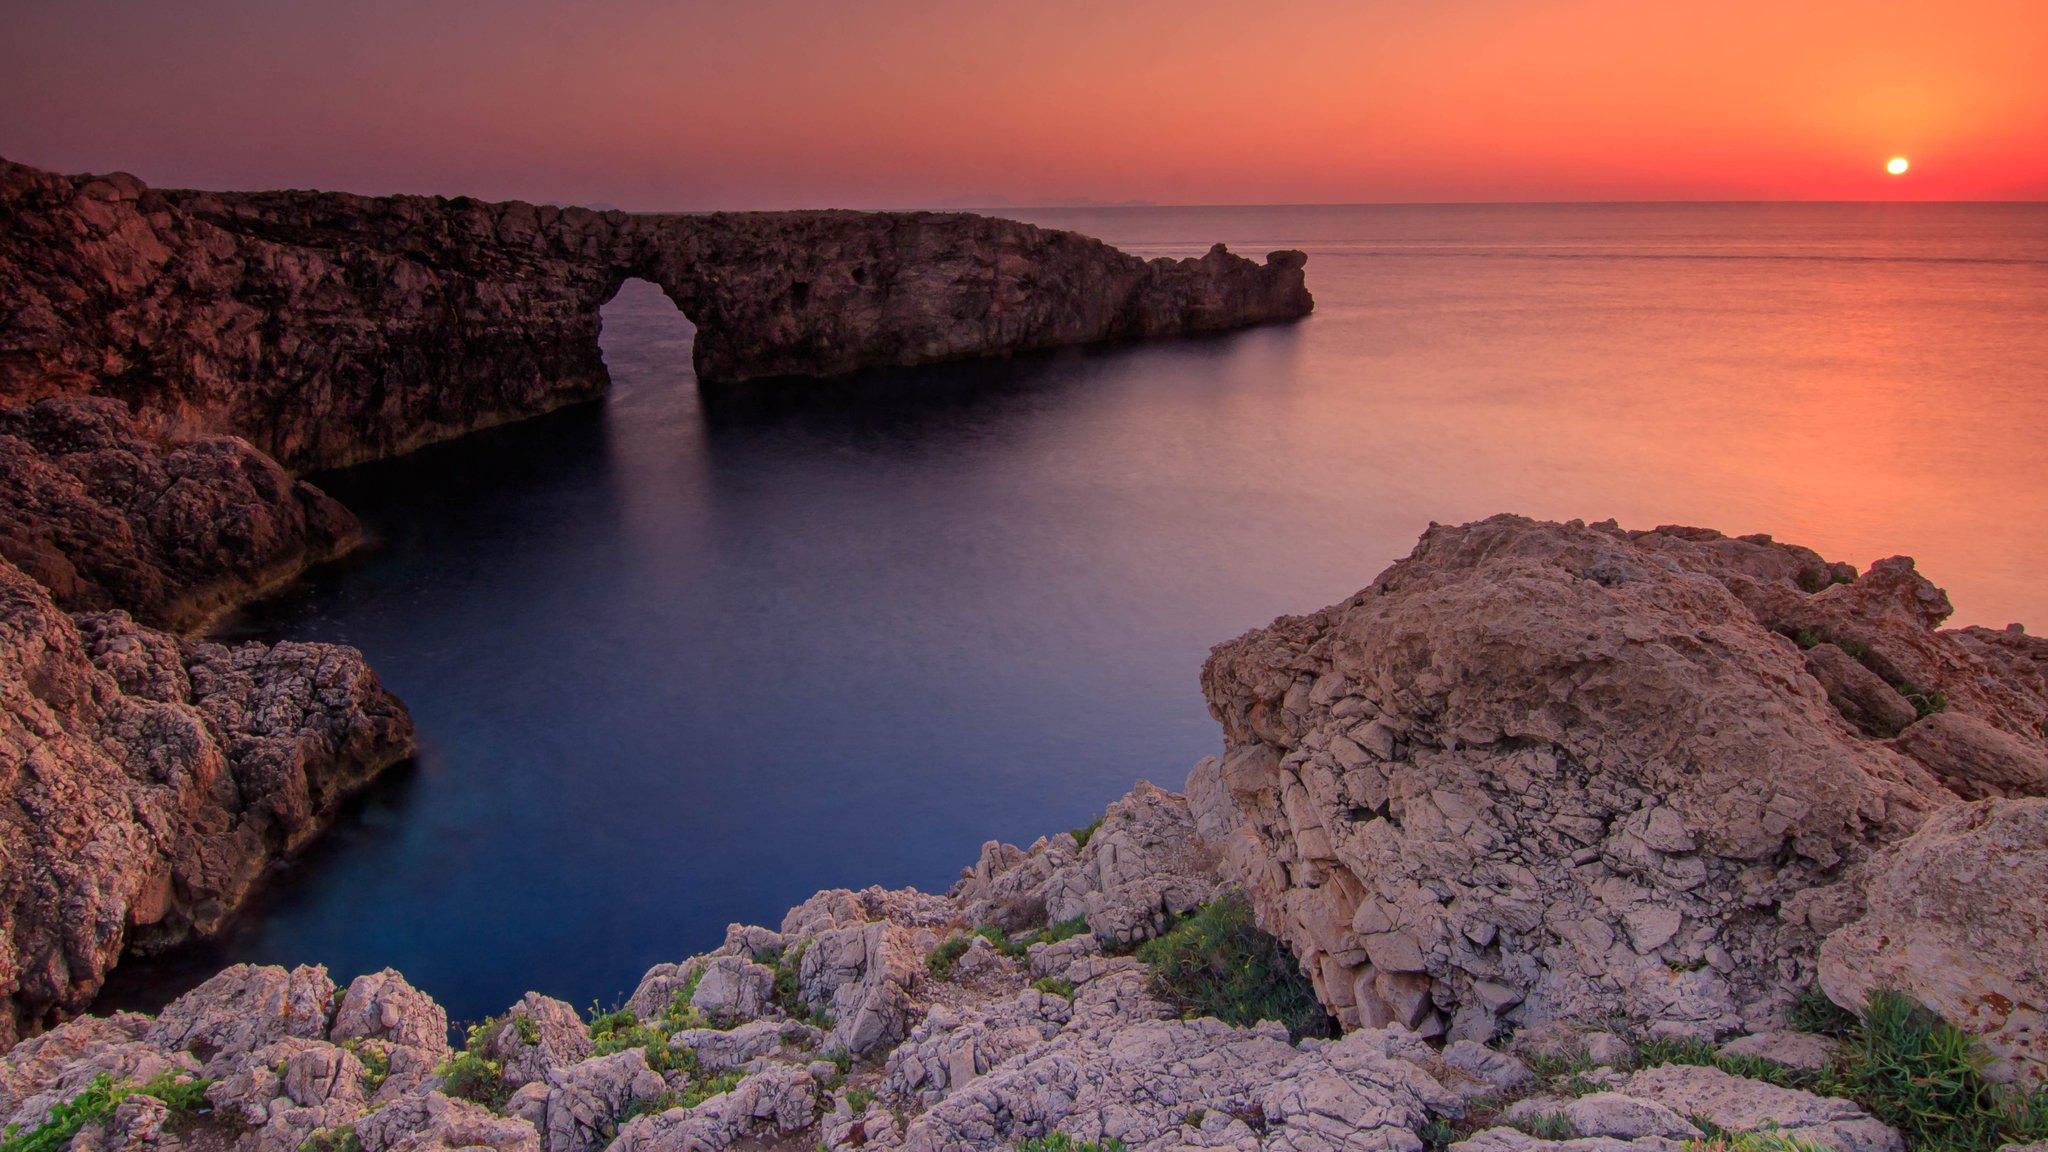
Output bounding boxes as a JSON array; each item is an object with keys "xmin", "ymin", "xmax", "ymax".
[
  {"xmin": 0, "ymin": 158, "xmax": 1313, "ymax": 472},
  {"xmin": 0, "ymin": 516, "xmax": 2042, "ymax": 1152},
  {"xmin": 0, "ymin": 154, "xmax": 1314, "ymax": 1051}
]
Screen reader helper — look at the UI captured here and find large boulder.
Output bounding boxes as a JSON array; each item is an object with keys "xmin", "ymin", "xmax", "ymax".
[
  {"xmin": 1194, "ymin": 516, "xmax": 2042, "ymax": 1040},
  {"xmin": 1819, "ymin": 797, "xmax": 2048, "ymax": 1083}
]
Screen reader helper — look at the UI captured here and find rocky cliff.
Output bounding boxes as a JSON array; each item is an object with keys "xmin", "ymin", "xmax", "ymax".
[
  {"xmin": 0, "ymin": 159, "xmax": 1313, "ymax": 472},
  {"xmin": 0, "ymin": 397, "xmax": 360, "ymax": 632},
  {"xmin": 1193, "ymin": 516, "xmax": 2046, "ymax": 1064},
  {"xmin": 0, "ymin": 556, "xmax": 413, "ymax": 1046}
]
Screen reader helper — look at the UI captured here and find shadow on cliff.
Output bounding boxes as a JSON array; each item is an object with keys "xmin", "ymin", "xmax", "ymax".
[{"xmin": 91, "ymin": 758, "xmax": 426, "ymax": 1016}]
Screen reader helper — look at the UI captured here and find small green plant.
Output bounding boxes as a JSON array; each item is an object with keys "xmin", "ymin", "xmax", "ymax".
[
  {"xmin": 437, "ymin": 1017, "xmax": 519, "ymax": 1111},
  {"xmin": 299, "ymin": 1127, "xmax": 363, "ymax": 1152},
  {"xmin": 0, "ymin": 1074, "xmax": 128, "ymax": 1152},
  {"xmin": 1014, "ymin": 1135, "xmax": 1126, "ymax": 1152},
  {"xmin": 676, "ymin": 1071, "xmax": 744, "ymax": 1109},
  {"xmin": 1069, "ymin": 817, "xmax": 1106, "ymax": 851},
  {"xmin": 1135, "ymin": 895, "xmax": 1336, "ymax": 1041},
  {"xmin": 1417, "ymin": 1117, "xmax": 1457, "ymax": 1148},
  {"xmin": 927, "ymin": 935, "xmax": 974, "ymax": 977},
  {"xmin": 1509, "ymin": 1112, "xmax": 1574, "ymax": 1141},
  {"xmin": 1031, "ymin": 977, "xmax": 1076, "ymax": 1001},
  {"xmin": 845, "ymin": 1087, "xmax": 873, "ymax": 1113},
  {"xmin": 1034, "ymin": 918, "xmax": 1091, "ymax": 946},
  {"xmin": 1788, "ymin": 985, "xmax": 1857, "ymax": 1038},
  {"xmin": 0, "ymin": 1072, "xmax": 221, "ymax": 1152},
  {"xmin": 133, "ymin": 1071, "xmax": 215, "ymax": 1116},
  {"xmin": 1181, "ymin": 1108, "xmax": 1206, "ymax": 1128},
  {"xmin": 1836, "ymin": 990, "xmax": 2047, "ymax": 1152},
  {"xmin": 589, "ymin": 1005, "xmax": 698, "ymax": 1077},
  {"xmin": 343, "ymin": 1041, "xmax": 392, "ymax": 1092},
  {"xmin": 1792, "ymin": 628, "xmax": 1823, "ymax": 649},
  {"xmin": 1898, "ymin": 683, "xmax": 1947, "ymax": 718},
  {"xmin": 512, "ymin": 1014, "xmax": 541, "ymax": 1045},
  {"xmin": 1682, "ymin": 1133, "xmax": 1827, "ymax": 1152},
  {"xmin": 824, "ymin": 1048, "xmax": 854, "ymax": 1076}
]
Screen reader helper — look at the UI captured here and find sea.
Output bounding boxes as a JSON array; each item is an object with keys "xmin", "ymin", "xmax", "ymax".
[{"xmin": 98, "ymin": 201, "xmax": 2048, "ymax": 1025}]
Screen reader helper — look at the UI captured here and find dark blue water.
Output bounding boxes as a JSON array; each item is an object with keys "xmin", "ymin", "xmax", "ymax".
[{"xmin": 102, "ymin": 203, "xmax": 2048, "ymax": 1024}]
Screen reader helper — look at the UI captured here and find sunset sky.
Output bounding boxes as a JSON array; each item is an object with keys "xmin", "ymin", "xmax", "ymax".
[{"xmin": 3, "ymin": 0, "xmax": 2044, "ymax": 209}]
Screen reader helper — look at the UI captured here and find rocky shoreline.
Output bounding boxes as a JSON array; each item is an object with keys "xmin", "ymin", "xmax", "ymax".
[
  {"xmin": 0, "ymin": 155, "xmax": 1316, "ymax": 1042},
  {"xmin": 0, "ymin": 515, "xmax": 2041, "ymax": 1152},
  {"xmin": 0, "ymin": 158, "xmax": 1313, "ymax": 473},
  {"xmin": 2, "ymin": 157, "xmax": 2044, "ymax": 1152}
]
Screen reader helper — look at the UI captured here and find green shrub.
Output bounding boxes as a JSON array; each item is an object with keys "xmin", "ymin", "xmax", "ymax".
[
  {"xmin": 845, "ymin": 1087, "xmax": 873, "ymax": 1113},
  {"xmin": 438, "ymin": 1018, "xmax": 513, "ymax": 1110},
  {"xmin": 346, "ymin": 1041, "xmax": 391, "ymax": 1092},
  {"xmin": 1788, "ymin": 985, "xmax": 1857, "ymax": 1038},
  {"xmin": 512, "ymin": 1014, "xmax": 541, "ymax": 1045},
  {"xmin": 1135, "ymin": 895, "xmax": 1336, "ymax": 1041},
  {"xmin": 1035, "ymin": 918, "xmax": 1091, "ymax": 946},
  {"xmin": 1837, "ymin": 990, "xmax": 2047, "ymax": 1152},
  {"xmin": 927, "ymin": 936, "xmax": 974, "ymax": 977},
  {"xmin": 0, "ymin": 1074, "xmax": 127, "ymax": 1152},
  {"xmin": 1031, "ymin": 977, "xmax": 1076, "ymax": 1001},
  {"xmin": 1014, "ymin": 1134, "xmax": 1126, "ymax": 1152},
  {"xmin": 1898, "ymin": 684, "xmax": 1947, "ymax": 718},
  {"xmin": 1069, "ymin": 817, "xmax": 1106, "ymax": 851},
  {"xmin": 1509, "ymin": 1112, "xmax": 1573, "ymax": 1141},
  {"xmin": 299, "ymin": 1127, "xmax": 363, "ymax": 1152},
  {"xmin": 1682, "ymin": 1134, "xmax": 1828, "ymax": 1152},
  {"xmin": 0, "ymin": 1072, "xmax": 219, "ymax": 1152},
  {"xmin": 1628, "ymin": 989, "xmax": 2048, "ymax": 1152}
]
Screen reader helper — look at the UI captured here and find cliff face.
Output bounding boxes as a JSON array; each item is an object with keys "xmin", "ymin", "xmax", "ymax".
[
  {"xmin": 1192, "ymin": 516, "xmax": 2047, "ymax": 1060},
  {"xmin": 0, "ymin": 556, "xmax": 413, "ymax": 1046},
  {"xmin": 0, "ymin": 160, "xmax": 1312, "ymax": 472},
  {"xmin": 0, "ymin": 397, "xmax": 360, "ymax": 632}
]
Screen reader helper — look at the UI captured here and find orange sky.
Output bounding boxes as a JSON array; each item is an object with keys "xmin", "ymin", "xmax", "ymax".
[{"xmin": 2, "ymin": 0, "xmax": 2044, "ymax": 208}]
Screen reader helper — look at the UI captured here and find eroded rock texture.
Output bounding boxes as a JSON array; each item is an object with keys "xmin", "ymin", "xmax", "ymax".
[
  {"xmin": 1, "ymin": 158, "xmax": 1312, "ymax": 472},
  {"xmin": 0, "ymin": 558, "xmax": 413, "ymax": 1044},
  {"xmin": 0, "ymin": 396, "xmax": 359, "ymax": 631},
  {"xmin": 0, "ymin": 780, "xmax": 1933, "ymax": 1152},
  {"xmin": 1193, "ymin": 515, "xmax": 2046, "ymax": 1045}
]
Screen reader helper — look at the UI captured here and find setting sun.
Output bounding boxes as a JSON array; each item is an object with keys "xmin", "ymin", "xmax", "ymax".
[{"xmin": 1888, "ymin": 156, "xmax": 1912, "ymax": 175}]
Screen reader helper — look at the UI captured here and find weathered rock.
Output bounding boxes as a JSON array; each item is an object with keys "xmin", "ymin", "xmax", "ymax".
[
  {"xmin": 1, "ymin": 158, "xmax": 1312, "ymax": 473},
  {"xmin": 1194, "ymin": 516, "xmax": 2043, "ymax": 1041},
  {"xmin": 668, "ymin": 1019, "xmax": 821, "ymax": 1075},
  {"xmin": 331, "ymin": 970, "xmax": 452, "ymax": 1058},
  {"xmin": 356, "ymin": 1090, "xmax": 541, "ymax": 1152},
  {"xmin": 688, "ymin": 956, "xmax": 777, "ymax": 1025},
  {"xmin": 144, "ymin": 964, "xmax": 337, "ymax": 1067},
  {"xmin": 509, "ymin": 1048, "xmax": 665, "ymax": 1152},
  {"xmin": 953, "ymin": 781, "xmax": 1224, "ymax": 946},
  {"xmin": 1716, "ymin": 1030, "xmax": 1838, "ymax": 1073},
  {"xmin": 0, "ymin": 396, "xmax": 358, "ymax": 631},
  {"xmin": 0, "ymin": 559, "xmax": 412, "ymax": 1045},
  {"xmin": 1618, "ymin": 1063, "xmax": 1901, "ymax": 1152},
  {"xmin": 1819, "ymin": 797, "xmax": 2047, "ymax": 1083},
  {"xmin": 1894, "ymin": 711, "xmax": 2048, "ymax": 800},
  {"xmin": 488, "ymin": 994, "xmax": 594, "ymax": 1088}
]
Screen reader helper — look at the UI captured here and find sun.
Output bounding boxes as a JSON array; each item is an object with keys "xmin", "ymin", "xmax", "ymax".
[{"xmin": 1886, "ymin": 156, "xmax": 1910, "ymax": 175}]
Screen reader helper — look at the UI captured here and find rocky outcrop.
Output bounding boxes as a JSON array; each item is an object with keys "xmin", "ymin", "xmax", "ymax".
[
  {"xmin": 0, "ymin": 779, "xmax": 1931, "ymax": 1152},
  {"xmin": 1193, "ymin": 515, "xmax": 2045, "ymax": 1044},
  {"xmin": 0, "ymin": 396, "xmax": 359, "ymax": 631},
  {"xmin": 0, "ymin": 557, "xmax": 413, "ymax": 1045},
  {"xmin": 1, "ymin": 158, "xmax": 1312, "ymax": 472},
  {"xmin": 1818, "ymin": 797, "xmax": 2047, "ymax": 1084}
]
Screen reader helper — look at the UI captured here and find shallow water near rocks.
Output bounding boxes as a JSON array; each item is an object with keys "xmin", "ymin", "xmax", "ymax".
[{"xmin": 98, "ymin": 202, "xmax": 2048, "ymax": 1025}]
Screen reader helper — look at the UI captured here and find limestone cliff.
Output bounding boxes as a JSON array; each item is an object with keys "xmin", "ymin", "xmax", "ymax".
[
  {"xmin": 0, "ymin": 557, "xmax": 413, "ymax": 1045},
  {"xmin": 1192, "ymin": 515, "xmax": 2047, "ymax": 1053},
  {"xmin": 0, "ymin": 397, "xmax": 360, "ymax": 632},
  {"xmin": 0, "ymin": 159, "xmax": 1312, "ymax": 472}
]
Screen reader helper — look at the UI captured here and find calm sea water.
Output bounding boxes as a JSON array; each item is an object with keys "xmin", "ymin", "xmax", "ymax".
[{"xmin": 100, "ymin": 203, "xmax": 2048, "ymax": 1024}]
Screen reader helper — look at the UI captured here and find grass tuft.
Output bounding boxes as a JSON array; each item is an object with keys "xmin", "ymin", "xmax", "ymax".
[{"xmin": 1014, "ymin": 1135, "xmax": 1126, "ymax": 1152}]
